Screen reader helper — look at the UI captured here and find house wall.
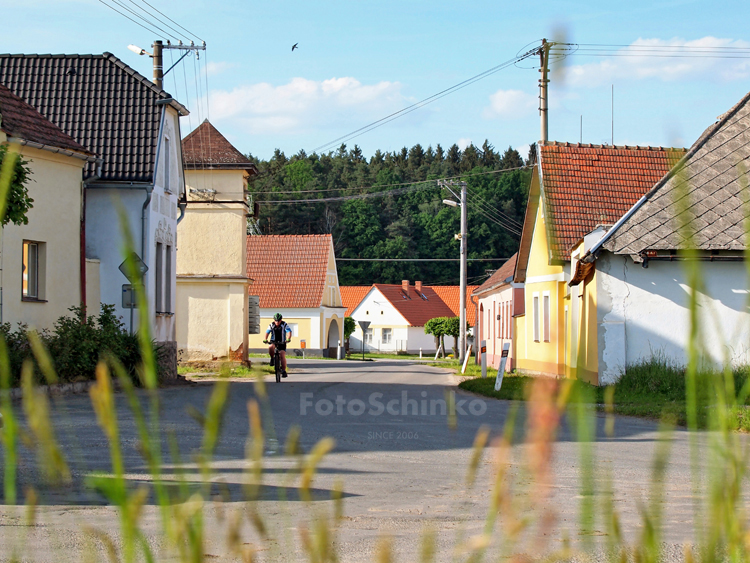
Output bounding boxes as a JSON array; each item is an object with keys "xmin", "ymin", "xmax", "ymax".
[
  {"xmin": 176, "ymin": 167, "xmax": 249, "ymax": 362},
  {"xmin": 349, "ymin": 287, "xmax": 418, "ymax": 352},
  {"xmin": 515, "ymin": 203, "xmax": 566, "ymax": 376},
  {"xmin": 596, "ymin": 253, "xmax": 750, "ymax": 384},
  {"xmin": 0, "ymin": 144, "xmax": 84, "ymax": 330},
  {"xmin": 475, "ymin": 284, "xmax": 514, "ymax": 371},
  {"xmin": 248, "ymin": 308, "xmax": 318, "ymax": 349},
  {"xmin": 85, "ymin": 259, "xmax": 101, "ymax": 316},
  {"xmin": 565, "ymin": 241, "xmax": 599, "ymax": 384}
]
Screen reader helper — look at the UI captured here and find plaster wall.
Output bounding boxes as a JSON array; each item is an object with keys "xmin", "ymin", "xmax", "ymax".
[
  {"xmin": 85, "ymin": 259, "xmax": 101, "ymax": 316},
  {"xmin": 476, "ymin": 284, "xmax": 514, "ymax": 371},
  {"xmin": 597, "ymin": 252, "xmax": 750, "ymax": 384},
  {"xmin": 186, "ymin": 169, "xmax": 246, "ymax": 200},
  {"xmin": 1, "ymin": 146, "xmax": 83, "ymax": 330},
  {"xmin": 248, "ymin": 308, "xmax": 318, "ymax": 348}
]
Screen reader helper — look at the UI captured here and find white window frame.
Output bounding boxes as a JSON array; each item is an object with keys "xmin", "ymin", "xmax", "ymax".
[
  {"xmin": 364, "ymin": 328, "xmax": 373, "ymax": 344},
  {"xmin": 22, "ymin": 240, "xmax": 45, "ymax": 301},
  {"xmin": 382, "ymin": 328, "xmax": 392, "ymax": 344},
  {"xmin": 533, "ymin": 293, "xmax": 540, "ymax": 342},
  {"xmin": 163, "ymin": 136, "xmax": 171, "ymax": 194},
  {"xmin": 287, "ymin": 323, "xmax": 299, "ymax": 337}
]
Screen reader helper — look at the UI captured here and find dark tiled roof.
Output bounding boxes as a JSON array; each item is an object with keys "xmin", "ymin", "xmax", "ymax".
[
  {"xmin": 372, "ymin": 284, "xmax": 455, "ymax": 327},
  {"xmin": 182, "ymin": 120, "xmax": 257, "ymax": 173},
  {"xmin": 0, "ymin": 83, "xmax": 94, "ymax": 156},
  {"xmin": 341, "ymin": 286, "xmax": 372, "ymax": 316},
  {"xmin": 247, "ymin": 234, "xmax": 333, "ymax": 308},
  {"xmin": 429, "ymin": 285, "xmax": 479, "ymax": 326},
  {"xmin": 603, "ymin": 91, "xmax": 750, "ymax": 254},
  {"xmin": 473, "ymin": 253, "xmax": 518, "ymax": 296},
  {"xmin": 540, "ymin": 143, "xmax": 685, "ymax": 261},
  {"xmin": 0, "ymin": 53, "xmax": 188, "ymax": 182}
]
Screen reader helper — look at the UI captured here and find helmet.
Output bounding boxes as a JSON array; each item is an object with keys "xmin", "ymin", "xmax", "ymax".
[{"xmin": 274, "ymin": 313, "xmax": 283, "ymax": 321}]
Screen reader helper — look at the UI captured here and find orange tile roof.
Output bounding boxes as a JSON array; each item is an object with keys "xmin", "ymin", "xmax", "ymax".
[
  {"xmin": 373, "ymin": 283, "xmax": 456, "ymax": 327},
  {"xmin": 340, "ymin": 286, "xmax": 372, "ymax": 316},
  {"xmin": 472, "ymin": 253, "xmax": 518, "ymax": 296},
  {"xmin": 246, "ymin": 235, "xmax": 333, "ymax": 308},
  {"xmin": 428, "ymin": 285, "xmax": 478, "ymax": 326},
  {"xmin": 540, "ymin": 142, "xmax": 685, "ymax": 261}
]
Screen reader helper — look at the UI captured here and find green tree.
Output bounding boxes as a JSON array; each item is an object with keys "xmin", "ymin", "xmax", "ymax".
[
  {"xmin": 500, "ymin": 146, "xmax": 524, "ymax": 169},
  {"xmin": 424, "ymin": 317, "xmax": 448, "ymax": 358},
  {"xmin": 344, "ymin": 317, "xmax": 356, "ymax": 340},
  {"xmin": 0, "ymin": 145, "xmax": 34, "ymax": 226}
]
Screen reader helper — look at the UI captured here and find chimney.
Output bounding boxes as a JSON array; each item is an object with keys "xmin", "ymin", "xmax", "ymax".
[
  {"xmin": 402, "ymin": 280, "xmax": 409, "ymax": 294},
  {"xmin": 415, "ymin": 281, "xmax": 422, "ymax": 294}
]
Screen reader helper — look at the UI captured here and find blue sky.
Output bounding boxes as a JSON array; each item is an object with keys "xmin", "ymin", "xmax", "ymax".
[{"xmin": 3, "ymin": 0, "xmax": 750, "ymax": 160}]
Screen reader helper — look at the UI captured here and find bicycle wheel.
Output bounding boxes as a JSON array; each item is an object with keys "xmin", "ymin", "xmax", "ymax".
[{"xmin": 275, "ymin": 354, "xmax": 281, "ymax": 383}]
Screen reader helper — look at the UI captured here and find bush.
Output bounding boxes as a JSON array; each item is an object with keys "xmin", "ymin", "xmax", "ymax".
[{"xmin": 0, "ymin": 304, "xmax": 149, "ymax": 387}]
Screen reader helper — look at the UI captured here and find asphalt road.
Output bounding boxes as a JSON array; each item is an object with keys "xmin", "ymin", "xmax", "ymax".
[{"xmin": 0, "ymin": 359, "xmax": 725, "ymax": 561}]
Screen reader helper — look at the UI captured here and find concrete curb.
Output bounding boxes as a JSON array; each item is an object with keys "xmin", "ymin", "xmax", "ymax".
[{"xmin": 1, "ymin": 379, "xmax": 112, "ymax": 401}]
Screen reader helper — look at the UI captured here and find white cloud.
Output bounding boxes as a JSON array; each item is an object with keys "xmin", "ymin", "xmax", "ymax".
[
  {"xmin": 566, "ymin": 36, "xmax": 750, "ymax": 87},
  {"xmin": 457, "ymin": 138, "xmax": 472, "ymax": 150},
  {"xmin": 208, "ymin": 77, "xmax": 406, "ymax": 135},
  {"xmin": 204, "ymin": 61, "xmax": 237, "ymax": 76},
  {"xmin": 482, "ymin": 89, "xmax": 537, "ymax": 119}
]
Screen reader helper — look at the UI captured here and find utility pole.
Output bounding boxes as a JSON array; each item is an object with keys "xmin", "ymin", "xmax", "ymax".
[
  {"xmin": 439, "ymin": 179, "xmax": 468, "ymax": 362},
  {"xmin": 539, "ymin": 38, "xmax": 551, "ymax": 143},
  {"xmin": 128, "ymin": 40, "xmax": 206, "ymax": 90}
]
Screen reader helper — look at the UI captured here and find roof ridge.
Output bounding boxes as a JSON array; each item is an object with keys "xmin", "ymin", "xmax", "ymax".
[{"xmin": 541, "ymin": 140, "xmax": 685, "ymax": 152}]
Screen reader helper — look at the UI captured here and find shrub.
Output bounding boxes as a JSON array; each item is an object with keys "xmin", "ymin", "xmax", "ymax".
[{"xmin": 1, "ymin": 304, "xmax": 149, "ymax": 387}]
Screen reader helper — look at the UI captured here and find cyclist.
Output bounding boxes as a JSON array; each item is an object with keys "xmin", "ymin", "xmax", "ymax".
[{"xmin": 264, "ymin": 313, "xmax": 292, "ymax": 378}]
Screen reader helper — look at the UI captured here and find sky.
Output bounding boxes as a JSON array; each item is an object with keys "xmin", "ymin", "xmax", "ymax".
[{"xmin": 2, "ymin": 0, "xmax": 750, "ymax": 160}]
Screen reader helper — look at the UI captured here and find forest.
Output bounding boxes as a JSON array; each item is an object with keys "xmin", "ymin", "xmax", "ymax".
[{"xmin": 246, "ymin": 141, "xmax": 535, "ymax": 286}]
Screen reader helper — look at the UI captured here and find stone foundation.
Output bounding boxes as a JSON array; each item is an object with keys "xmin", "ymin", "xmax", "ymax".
[{"xmin": 156, "ymin": 341, "xmax": 178, "ymax": 381}]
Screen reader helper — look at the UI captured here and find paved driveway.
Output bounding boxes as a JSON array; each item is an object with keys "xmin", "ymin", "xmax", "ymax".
[{"xmin": 0, "ymin": 359, "xmax": 716, "ymax": 561}]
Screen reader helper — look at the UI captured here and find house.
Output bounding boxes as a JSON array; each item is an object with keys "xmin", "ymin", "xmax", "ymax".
[
  {"xmin": 176, "ymin": 120, "xmax": 258, "ymax": 362},
  {"xmin": 0, "ymin": 83, "xmax": 99, "ymax": 329},
  {"xmin": 472, "ymin": 253, "xmax": 518, "ymax": 371},
  {"xmin": 0, "ymin": 53, "xmax": 189, "ymax": 375},
  {"xmin": 513, "ymin": 142, "xmax": 684, "ymax": 381},
  {"xmin": 341, "ymin": 286, "xmax": 372, "ymax": 318},
  {"xmin": 349, "ymin": 281, "xmax": 455, "ymax": 354},
  {"xmin": 246, "ymin": 234, "xmax": 347, "ymax": 357},
  {"xmin": 572, "ymin": 91, "xmax": 750, "ymax": 384},
  {"xmin": 428, "ymin": 285, "xmax": 479, "ymax": 328}
]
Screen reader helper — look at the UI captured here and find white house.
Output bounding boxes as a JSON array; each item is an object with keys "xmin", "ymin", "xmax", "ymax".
[
  {"xmin": 576, "ymin": 89, "xmax": 750, "ymax": 384},
  {"xmin": 472, "ymin": 254, "xmax": 518, "ymax": 371},
  {"xmin": 349, "ymin": 281, "xmax": 455, "ymax": 354},
  {"xmin": 0, "ymin": 53, "xmax": 189, "ymax": 376},
  {"xmin": 246, "ymin": 234, "xmax": 346, "ymax": 357}
]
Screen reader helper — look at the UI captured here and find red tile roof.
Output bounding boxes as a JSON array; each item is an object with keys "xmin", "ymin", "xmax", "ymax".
[
  {"xmin": 473, "ymin": 253, "xmax": 518, "ymax": 296},
  {"xmin": 183, "ymin": 120, "xmax": 258, "ymax": 172},
  {"xmin": 428, "ymin": 285, "xmax": 478, "ymax": 326},
  {"xmin": 0, "ymin": 83, "xmax": 94, "ymax": 156},
  {"xmin": 540, "ymin": 143, "xmax": 685, "ymax": 261},
  {"xmin": 373, "ymin": 283, "xmax": 456, "ymax": 327},
  {"xmin": 341, "ymin": 286, "xmax": 372, "ymax": 316},
  {"xmin": 247, "ymin": 235, "xmax": 333, "ymax": 308}
]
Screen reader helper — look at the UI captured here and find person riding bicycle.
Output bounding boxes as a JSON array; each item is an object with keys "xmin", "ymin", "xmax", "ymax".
[{"xmin": 264, "ymin": 313, "xmax": 292, "ymax": 378}]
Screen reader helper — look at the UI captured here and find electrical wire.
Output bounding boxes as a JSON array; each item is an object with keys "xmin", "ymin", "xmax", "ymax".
[
  {"xmin": 467, "ymin": 202, "xmax": 522, "ymax": 236},
  {"xmin": 465, "ymin": 185, "xmax": 523, "ymax": 228},
  {"xmin": 122, "ymin": 0, "xmax": 191, "ymax": 42},
  {"xmin": 131, "ymin": 0, "xmax": 204, "ymax": 42},
  {"xmin": 96, "ymin": 0, "xmax": 164, "ymax": 38},
  {"xmin": 312, "ymin": 46, "xmax": 542, "ymax": 154},
  {"xmin": 468, "ymin": 195, "xmax": 523, "ymax": 233},
  {"xmin": 260, "ymin": 181, "xmax": 435, "ymax": 204},
  {"xmin": 103, "ymin": 0, "xmax": 182, "ymax": 42}
]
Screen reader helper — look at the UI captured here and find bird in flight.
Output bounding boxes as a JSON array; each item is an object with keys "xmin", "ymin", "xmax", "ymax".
[{"xmin": 292, "ymin": 43, "xmax": 299, "ymax": 51}]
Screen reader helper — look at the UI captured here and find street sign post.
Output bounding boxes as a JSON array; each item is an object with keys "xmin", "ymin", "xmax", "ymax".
[
  {"xmin": 480, "ymin": 340, "xmax": 487, "ymax": 378},
  {"xmin": 358, "ymin": 320, "xmax": 371, "ymax": 361},
  {"xmin": 119, "ymin": 253, "xmax": 148, "ymax": 335}
]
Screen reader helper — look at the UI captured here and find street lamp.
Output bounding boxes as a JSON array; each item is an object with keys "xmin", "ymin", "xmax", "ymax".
[{"xmin": 439, "ymin": 179, "xmax": 468, "ymax": 362}]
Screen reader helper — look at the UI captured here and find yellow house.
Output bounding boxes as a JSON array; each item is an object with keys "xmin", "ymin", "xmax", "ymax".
[
  {"xmin": 514, "ymin": 142, "xmax": 681, "ymax": 383},
  {"xmin": 176, "ymin": 121, "xmax": 258, "ymax": 362},
  {"xmin": 246, "ymin": 234, "xmax": 346, "ymax": 358},
  {"xmin": 0, "ymin": 83, "xmax": 99, "ymax": 329}
]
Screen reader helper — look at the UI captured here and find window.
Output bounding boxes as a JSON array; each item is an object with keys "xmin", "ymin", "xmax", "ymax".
[
  {"xmin": 163, "ymin": 137, "xmax": 171, "ymax": 193},
  {"xmin": 165, "ymin": 245, "xmax": 172, "ymax": 313},
  {"xmin": 543, "ymin": 294, "xmax": 550, "ymax": 342},
  {"xmin": 155, "ymin": 242, "xmax": 163, "ymax": 313},
  {"xmin": 533, "ymin": 295, "xmax": 540, "ymax": 342},
  {"xmin": 382, "ymin": 328, "xmax": 392, "ymax": 344},
  {"xmin": 364, "ymin": 328, "xmax": 373, "ymax": 344},
  {"xmin": 287, "ymin": 323, "xmax": 299, "ymax": 337},
  {"xmin": 22, "ymin": 241, "xmax": 45, "ymax": 301}
]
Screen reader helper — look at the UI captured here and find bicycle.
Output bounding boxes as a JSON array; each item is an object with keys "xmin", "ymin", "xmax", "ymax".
[{"xmin": 263, "ymin": 340, "xmax": 284, "ymax": 382}]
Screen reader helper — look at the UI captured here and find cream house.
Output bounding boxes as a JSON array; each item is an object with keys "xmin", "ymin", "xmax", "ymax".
[
  {"xmin": 0, "ymin": 83, "xmax": 99, "ymax": 329},
  {"xmin": 246, "ymin": 234, "xmax": 346, "ymax": 357},
  {"xmin": 176, "ymin": 120, "xmax": 258, "ymax": 362}
]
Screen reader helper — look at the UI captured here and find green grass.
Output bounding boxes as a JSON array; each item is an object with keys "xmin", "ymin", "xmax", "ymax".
[{"xmin": 455, "ymin": 356, "xmax": 750, "ymax": 431}]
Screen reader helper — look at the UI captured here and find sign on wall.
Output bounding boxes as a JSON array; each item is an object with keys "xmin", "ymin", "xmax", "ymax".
[{"xmin": 248, "ymin": 295, "xmax": 260, "ymax": 334}]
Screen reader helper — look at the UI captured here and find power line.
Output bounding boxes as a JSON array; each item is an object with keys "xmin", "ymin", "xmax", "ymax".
[
  {"xmin": 466, "ymin": 200, "xmax": 521, "ymax": 236},
  {"xmin": 132, "ymin": 0, "xmax": 204, "ymax": 42},
  {"xmin": 465, "ymin": 186, "xmax": 523, "ymax": 229},
  {"xmin": 259, "ymin": 181, "xmax": 435, "ymax": 204},
  {"xmin": 336, "ymin": 258, "xmax": 512, "ymax": 262},
  {"xmin": 104, "ymin": 0, "xmax": 182, "ymax": 42},
  {"xmin": 312, "ymin": 45, "xmax": 543, "ymax": 154},
  {"xmin": 121, "ymin": 0, "xmax": 190, "ymax": 42},
  {"xmin": 96, "ymin": 0, "xmax": 164, "ymax": 37}
]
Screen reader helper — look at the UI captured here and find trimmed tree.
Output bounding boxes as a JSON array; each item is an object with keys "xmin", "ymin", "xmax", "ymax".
[
  {"xmin": 424, "ymin": 317, "xmax": 448, "ymax": 358},
  {"xmin": 0, "ymin": 145, "xmax": 34, "ymax": 226}
]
